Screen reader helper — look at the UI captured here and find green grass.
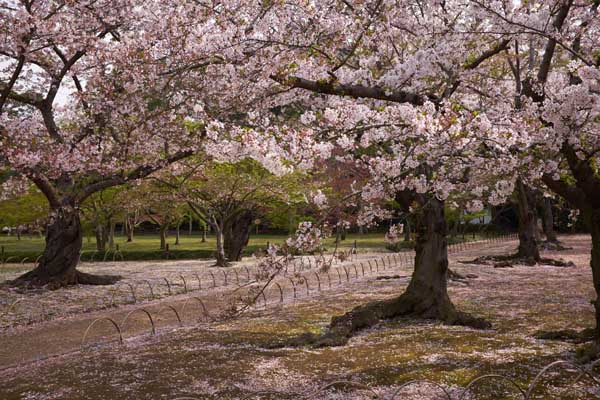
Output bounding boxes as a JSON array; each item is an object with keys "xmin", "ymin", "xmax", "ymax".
[
  {"xmin": 0, "ymin": 232, "xmax": 391, "ymax": 262},
  {"xmin": 0, "ymin": 231, "xmax": 501, "ymax": 262}
]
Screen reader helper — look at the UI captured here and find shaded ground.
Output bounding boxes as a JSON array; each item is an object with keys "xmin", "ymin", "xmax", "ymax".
[{"xmin": 0, "ymin": 235, "xmax": 599, "ymax": 399}]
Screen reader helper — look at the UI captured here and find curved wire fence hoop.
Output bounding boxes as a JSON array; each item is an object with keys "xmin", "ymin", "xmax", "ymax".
[
  {"xmin": 313, "ymin": 272, "xmax": 321, "ymax": 291},
  {"xmin": 157, "ymin": 305, "xmax": 183, "ymax": 327},
  {"xmin": 163, "ymin": 278, "xmax": 172, "ymax": 295},
  {"xmin": 121, "ymin": 308, "xmax": 156, "ymax": 337},
  {"xmin": 525, "ymin": 359, "xmax": 600, "ymax": 399},
  {"xmin": 180, "ymin": 275, "xmax": 188, "ymax": 293},
  {"xmin": 81, "ymin": 317, "xmax": 123, "ymax": 348},
  {"xmin": 305, "ymin": 380, "xmax": 381, "ymax": 399},
  {"xmin": 110, "ymin": 283, "xmax": 137, "ymax": 307},
  {"xmin": 143, "ymin": 280, "xmax": 155, "ymax": 299},
  {"xmin": 274, "ymin": 282, "xmax": 284, "ymax": 302},
  {"xmin": 181, "ymin": 297, "xmax": 210, "ymax": 321},
  {"xmin": 458, "ymin": 374, "xmax": 526, "ymax": 400},
  {"xmin": 194, "ymin": 273, "xmax": 202, "ymax": 290},
  {"xmin": 391, "ymin": 379, "xmax": 453, "ymax": 400}
]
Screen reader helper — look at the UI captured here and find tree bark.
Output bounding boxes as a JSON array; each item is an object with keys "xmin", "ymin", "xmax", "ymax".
[
  {"xmin": 125, "ymin": 216, "xmax": 134, "ymax": 242},
  {"xmin": 11, "ymin": 206, "xmax": 120, "ymax": 288},
  {"xmin": 108, "ymin": 219, "xmax": 115, "ymax": 251},
  {"xmin": 541, "ymin": 197, "xmax": 559, "ymax": 243},
  {"xmin": 516, "ymin": 180, "xmax": 541, "ymax": 263},
  {"xmin": 224, "ymin": 211, "xmax": 253, "ymax": 262},
  {"xmin": 201, "ymin": 225, "xmax": 207, "ymax": 243},
  {"xmin": 214, "ymin": 223, "xmax": 228, "ymax": 267},
  {"xmin": 159, "ymin": 225, "xmax": 167, "ymax": 250},
  {"xmin": 584, "ymin": 209, "xmax": 600, "ymax": 340},
  {"xmin": 318, "ymin": 197, "xmax": 489, "ymax": 346},
  {"xmin": 95, "ymin": 224, "xmax": 106, "ymax": 252}
]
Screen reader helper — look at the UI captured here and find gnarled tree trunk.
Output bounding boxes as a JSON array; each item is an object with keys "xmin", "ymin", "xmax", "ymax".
[
  {"xmin": 318, "ymin": 197, "xmax": 489, "ymax": 346},
  {"xmin": 516, "ymin": 180, "xmax": 541, "ymax": 263},
  {"xmin": 11, "ymin": 206, "xmax": 120, "ymax": 288},
  {"xmin": 224, "ymin": 210, "xmax": 253, "ymax": 262}
]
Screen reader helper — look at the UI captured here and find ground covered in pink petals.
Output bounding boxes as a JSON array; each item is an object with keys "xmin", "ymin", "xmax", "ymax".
[{"xmin": 0, "ymin": 235, "xmax": 598, "ymax": 399}]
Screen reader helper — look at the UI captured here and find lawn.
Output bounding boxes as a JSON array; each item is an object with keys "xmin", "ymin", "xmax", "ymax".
[{"xmin": 0, "ymin": 232, "xmax": 393, "ymax": 262}]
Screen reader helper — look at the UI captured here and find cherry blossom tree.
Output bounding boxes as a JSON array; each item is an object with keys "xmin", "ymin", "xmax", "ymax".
[
  {"xmin": 470, "ymin": 0, "xmax": 600, "ymax": 356},
  {"xmin": 223, "ymin": 0, "xmax": 522, "ymax": 341},
  {"xmin": 0, "ymin": 0, "xmax": 244, "ymax": 286}
]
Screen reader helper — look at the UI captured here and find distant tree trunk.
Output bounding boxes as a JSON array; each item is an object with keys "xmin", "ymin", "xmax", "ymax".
[
  {"xmin": 341, "ymin": 227, "xmax": 347, "ymax": 241},
  {"xmin": 404, "ymin": 218, "xmax": 411, "ymax": 242},
  {"xmin": 95, "ymin": 224, "xmax": 106, "ymax": 252},
  {"xmin": 16, "ymin": 228, "xmax": 21, "ymax": 241},
  {"xmin": 516, "ymin": 180, "xmax": 541, "ymax": 263},
  {"xmin": 108, "ymin": 219, "xmax": 115, "ymax": 251},
  {"xmin": 541, "ymin": 197, "xmax": 558, "ymax": 243},
  {"xmin": 159, "ymin": 225, "xmax": 168, "ymax": 250},
  {"xmin": 125, "ymin": 217, "xmax": 134, "ymax": 242},
  {"xmin": 188, "ymin": 216, "xmax": 193, "ymax": 235},
  {"xmin": 224, "ymin": 211, "xmax": 253, "ymax": 262},
  {"xmin": 11, "ymin": 206, "xmax": 120, "ymax": 287},
  {"xmin": 201, "ymin": 225, "xmax": 207, "ymax": 243},
  {"xmin": 214, "ymin": 222, "xmax": 227, "ymax": 267},
  {"xmin": 175, "ymin": 221, "xmax": 180, "ymax": 245}
]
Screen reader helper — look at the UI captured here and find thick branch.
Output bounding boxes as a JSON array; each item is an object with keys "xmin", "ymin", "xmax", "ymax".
[
  {"xmin": 76, "ymin": 150, "xmax": 193, "ymax": 203},
  {"xmin": 270, "ymin": 75, "xmax": 438, "ymax": 106}
]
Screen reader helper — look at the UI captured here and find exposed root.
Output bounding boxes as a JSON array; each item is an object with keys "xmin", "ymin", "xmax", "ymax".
[
  {"xmin": 459, "ymin": 254, "xmax": 574, "ymax": 268},
  {"xmin": 538, "ymin": 240, "xmax": 573, "ymax": 251},
  {"xmin": 75, "ymin": 271, "xmax": 122, "ymax": 286},
  {"xmin": 576, "ymin": 341, "xmax": 600, "ymax": 364},
  {"xmin": 448, "ymin": 269, "xmax": 478, "ymax": 283},
  {"xmin": 277, "ymin": 292, "xmax": 491, "ymax": 348},
  {"xmin": 9, "ymin": 269, "xmax": 121, "ymax": 290},
  {"xmin": 534, "ymin": 327, "xmax": 596, "ymax": 344},
  {"xmin": 375, "ymin": 275, "xmax": 406, "ymax": 280}
]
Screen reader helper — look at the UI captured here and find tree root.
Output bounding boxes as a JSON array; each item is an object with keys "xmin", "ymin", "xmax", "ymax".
[
  {"xmin": 275, "ymin": 293, "xmax": 491, "ymax": 348},
  {"xmin": 9, "ymin": 269, "xmax": 121, "ymax": 290},
  {"xmin": 459, "ymin": 253, "xmax": 574, "ymax": 268},
  {"xmin": 534, "ymin": 327, "xmax": 596, "ymax": 344},
  {"xmin": 538, "ymin": 240, "xmax": 573, "ymax": 251},
  {"xmin": 448, "ymin": 269, "xmax": 478, "ymax": 283},
  {"xmin": 576, "ymin": 341, "xmax": 600, "ymax": 364}
]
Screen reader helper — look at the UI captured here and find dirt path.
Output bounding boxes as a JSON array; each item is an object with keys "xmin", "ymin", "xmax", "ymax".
[{"xmin": 0, "ymin": 237, "xmax": 520, "ymax": 372}]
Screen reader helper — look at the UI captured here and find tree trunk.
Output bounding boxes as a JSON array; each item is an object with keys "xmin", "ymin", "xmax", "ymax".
[
  {"xmin": 11, "ymin": 206, "xmax": 120, "ymax": 288},
  {"xmin": 214, "ymin": 224, "xmax": 227, "ymax": 267},
  {"xmin": 404, "ymin": 218, "xmax": 411, "ymax": 242},
  {"xmin": 224, "ymin": 211, "xmax": 253, "ymax": 262},
  {"xmin": 188, "ymin": 216, "xmax": 193, "ymax": 235},
  {"xmin": 201, "ymin": 225, "xmax": 207, "ymax": 243},
  {"xmin": 516, "ymin": 180, "xmax": 541, "ymax": 264},
  {"xmin": 108, "ymin": 219, "xmax": 115, "ymax": 251},
  {"xmin": 584, "ymin": 209, "xmax": 600, "ymax": 340},
  {"xmin": 320, "ymin": 197, "xmax": 489, "ymax": 346},
  {"xmin": 95, "ymin": 224, "xmax": 106, "ymax": 252},
  {"xmin": 541, "ymin": 197, "xmax": 559, "ymax": 243},
  {"xmin": 159, "ymin": 225, "xmax": 167, "ymax": 250},
  {"xmin": 125, "ymin": 217, "xmax": 134, "ymax": 242},
  {"xmin": 175, "ymin": 222, "xmax": 180, "ymax": 245}
]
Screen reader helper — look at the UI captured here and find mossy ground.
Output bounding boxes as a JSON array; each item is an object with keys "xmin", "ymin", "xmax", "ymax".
[{"xmin": 0, "ymin": 235, "xmax": 598, "ymax": 399}]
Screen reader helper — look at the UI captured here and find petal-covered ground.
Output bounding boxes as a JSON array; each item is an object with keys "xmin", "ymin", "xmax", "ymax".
[{"xmin": 0, "ymin": 235, "xmax": 599, "ymax": 399}]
